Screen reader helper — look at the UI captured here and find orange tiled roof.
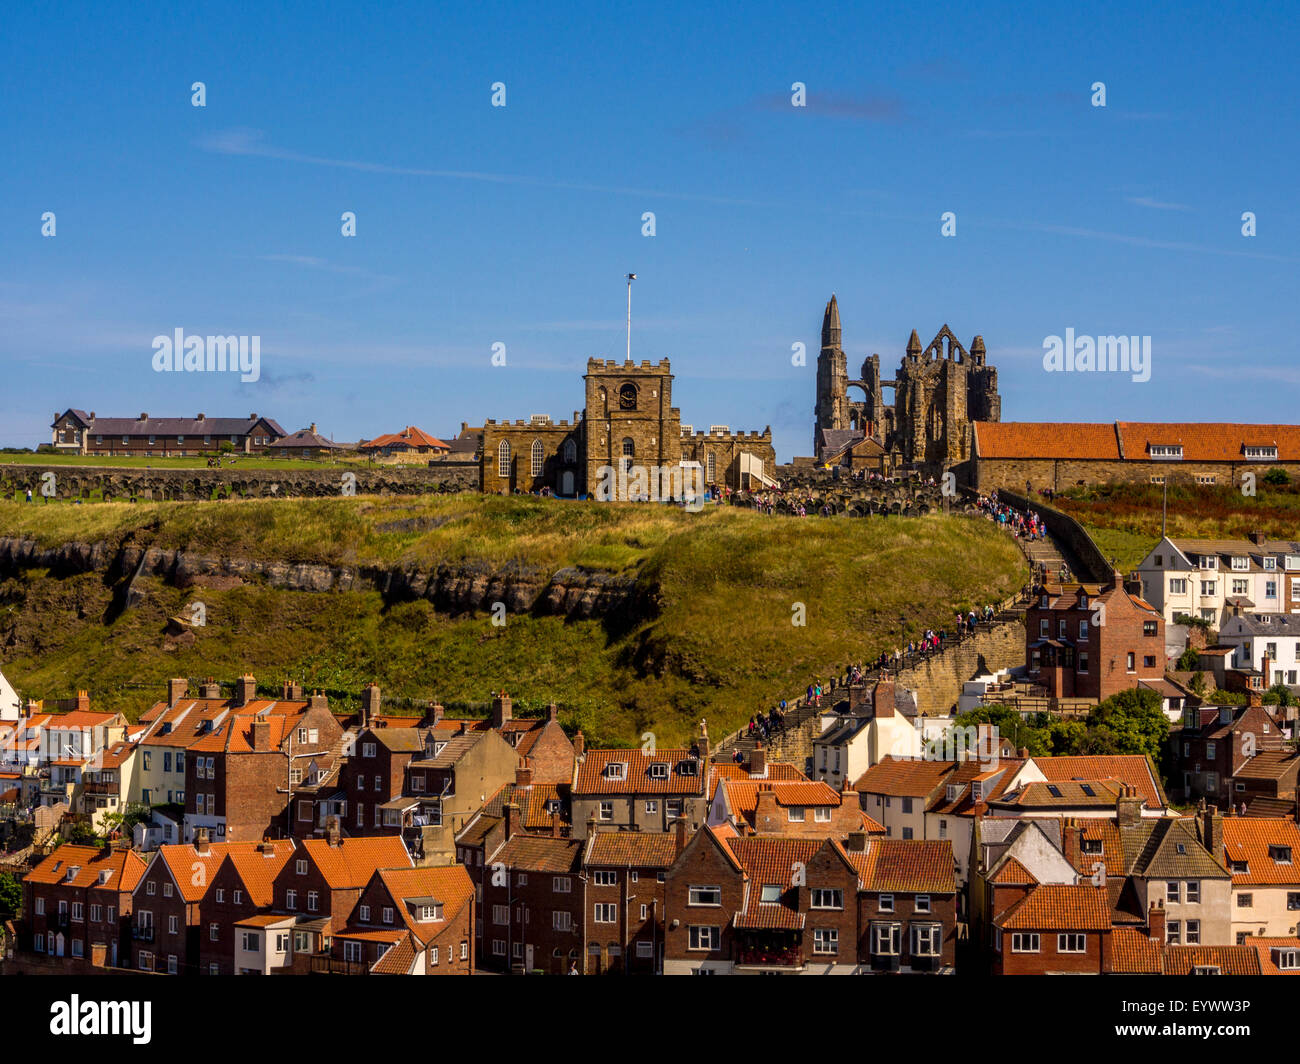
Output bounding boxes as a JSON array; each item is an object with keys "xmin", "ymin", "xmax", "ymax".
[
  {"xmin": 1031, "ymin": 755, "xmax": 1166, "ymax": 810},
  {"xmin": 1163, "ymin": 945, "xmax": 1262, "ymax": 976},
  {"xmin": 1221, "ymin": 818, "xmax": 1300, "ymax": 885},
  {"xmin": 1248, "ymin": 937, "xmax": 1300, "ymax": 975},
  {"xmin": 708, "ymin": 761, "xmax": 806, "ymax": 799},
  {"xmin": 27, "ymin": 844, "xmax": 147, "ymax": 892},
  {"xmin": 722, "ymin": 780, "xmax": 843, "ymax": 818},
  {"xmin": 156, "ymin": 841, "xmax": 286, "ymax": 902},
  {"xmin": 726, "ymin": 837, "xmax": 828, "ymax": 931},
  {"xmin": 586, "ymin": 832, "xmax": 681, "ymax": 869},
  {"xmin": 574, "ymin": 749, "xmax": 706, "ymax": 796},
  {"xmin": 300, "ymin": 835, "xmax": 412, "ymax": 889},
  {"xmin": 852, "ymin": 758, "xmax": 954, "ymax": 798},
  {"xmin": 375, "ymin": 866, "xmax": 475, "ymax": 940},
  {"xmin": 370, "ymin": 931, "xmax": 419, "ymax": 974},
  {"xmin": 974, "ymin": 422, "xmax": 1120, "ymax": 460},
  {"xmin": 989, "ymin": 856, "xmax": 1038, "ymax": 885},
  {"xmin": 491, "ymin": 833, "xmax": 583, "ymax": 874},
  {"xmin": 848, "ymin": 838, "xmax": 957, "ymax": 894},
  {"xmin": 222, "ymin": 841, "xmax": 296, "ymax": 906},
  {"xmin": 361, "ymin": 426, "xmax": 449, "ymax": 451},
  {"xmin": 1118, "ymin": 423, "xmax": 1300, "ymax": 463},
  {"xmin": 995, "ymin": 884, "xmax": 1111, "ymax": 931},
  {"xmin": 1110, "ymin": 927, "xmax": 1164, "ymax": 973}
]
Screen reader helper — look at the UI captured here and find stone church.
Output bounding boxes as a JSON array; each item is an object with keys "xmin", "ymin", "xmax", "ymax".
[
  {"xmin": 813, "ymin": 294, "xmax": 1001, "ymax": 475},
  {"xmin": 476, "ymin": 358, "xmax": 776, "ymax": 497}
]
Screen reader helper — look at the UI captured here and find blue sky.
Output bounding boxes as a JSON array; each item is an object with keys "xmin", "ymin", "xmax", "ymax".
[{"xmin": 2, "ymin": 1, "xmax": 1297, "ymax": 461}]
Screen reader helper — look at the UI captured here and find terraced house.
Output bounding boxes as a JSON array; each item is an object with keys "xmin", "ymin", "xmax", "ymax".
[
  {"xmin": 51, "ymin": 409, "xmax": 286, "ymax": 456},
  {"xmin": 571, "ymin": 742, "xmax": 710, "ymax": 841}
]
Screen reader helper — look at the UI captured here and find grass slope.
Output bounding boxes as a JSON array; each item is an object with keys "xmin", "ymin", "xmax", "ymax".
[
  {"xmin": 0, "ymin": 496, "xmax": 1026, "ymax": 746},
  {"xmin": 1054, "ymin": 482, "xmax": 1300, "ymax": 571}
]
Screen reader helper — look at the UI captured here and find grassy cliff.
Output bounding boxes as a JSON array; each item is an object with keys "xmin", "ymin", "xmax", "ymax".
[{"xmin": 0, "ymin": 495, "xmax": 1026, "ymax": 746}]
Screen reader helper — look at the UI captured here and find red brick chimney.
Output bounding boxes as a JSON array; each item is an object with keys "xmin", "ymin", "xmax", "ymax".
[
  {"xmin": 573, "ymin": 730, "xmax": 586, "ymax": 758},
  {"xmin": 235, "ymin": 673, "xmax": 256, "ymax": 707},
  {"xmin": 503, "ymin": 802, "xmax": 519, "ymax": 841},
  {"xmin": 200, "ymin": 678, "xmax": 221, "ymax": 699},
  {"xmin": 749, "ymin": 742, "xmax": 766, "ymax": 778},
  {"xmin": 1147, "ymin": 899, "xmax": 1166, "ymax": 943},
  {"xmin": 753, "ymin": 786, "xmax": 780, "ymax": 833},
  {"xmin": 326, "ymin": 815, "xmax": 342, "ymax": 847},
  {"xmin": 428, "ymin": 701, "xmax": 445, "ymax": 727},
  {"xmin": 1116, "ymin": 783, "xmax": 1142, "ymax": 828},
  {"xmin": 251, "ymin": 719, "xmax": 272, "ymax": 751},
  {"xmin": 75, "ymin": 690, "xmax": 90, "ymax": 712},
  {"xmin": 491, "ymin": 691, "xmax": 512, "ymax": 728},
  {"xmin": 551, "ymin": 809, "xmax": 562, "ymax": 838},
  {"xmin": 281, "ymin": 680, "xmax": 303, "ymax": 700},
  {"xmin": 1202, "ymin": 802, "xmax": 1223, "ymax": 862},
  {"xmin": 515, "ymin": 764, "xmax": 533, "ymax": 789},
  {"xmin": 360, "ymin": 682, "xmax": 381, "ymax": 726},
  {"xmin": 675, "ymin": 816, "xmax": 689, "ymax": 854},
  {"xmin": 308, "ymin": 690, "xmax": 328, "ymax": 711},
  {"xmin": 872, "ymin": 678, "xmax": 896, "ymax": 718},
  {"xmin": 168, "ymin": 677, "xmax": 188, "ymax": 707},
  {"xmin": 845, "ymin": 830, "xmax": 868, "ymax": 853},
  {"xmin": 195, "ymin": 827, "xmax": 210, "ymax": 855}
]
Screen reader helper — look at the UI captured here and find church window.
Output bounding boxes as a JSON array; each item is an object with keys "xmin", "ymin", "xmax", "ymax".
[
  {"xmin": 622, "ymin": 437, "xmax": 635, "ymax": 458},
  {"xmin": 530, "ymin": 439, "xmax": 544, "ymax": 477},
  {"xmin": 498, "ymin": 440, "xmax": 511, "ymax": 477},
  {"xmin": 706, "ymin": 452, "xmax": 716, "ymax": 483},
  {"xmin": 562, "ymin": 438, "xmax": 577, "ymax": 464}
]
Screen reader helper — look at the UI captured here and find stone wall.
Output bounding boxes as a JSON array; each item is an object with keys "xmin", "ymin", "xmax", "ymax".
[
  {"xmin": 975, "ymin": 457, "xmax": 1299, "ymax": 495},
  {"xmin": 891, "ymin": 617, "xmax": 1027, "ymax": 716},
  {"xmin": 0, "ymin": 462, "xmax": 479, "ymax": 502},
  {"xmin": 997, "ymin": 489, "xmax": 1114, "ymax": 584}
]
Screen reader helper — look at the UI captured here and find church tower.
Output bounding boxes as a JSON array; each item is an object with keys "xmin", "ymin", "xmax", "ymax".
[{"xmin": 814, "ymin": 294, "xmax": 849, "ymax": 453}]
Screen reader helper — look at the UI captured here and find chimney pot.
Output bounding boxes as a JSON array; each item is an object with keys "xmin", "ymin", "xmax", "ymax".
[{"xmin": 168, "ymin": 677, "xmax": 189, "ymax": 707}]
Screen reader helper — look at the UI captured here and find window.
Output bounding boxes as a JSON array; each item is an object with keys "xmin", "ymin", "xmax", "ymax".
[
  {"xmin": 530, "ymin": 439, "xmax": 544, "ymax": 477},
  {"xmin": 913, "ymin": 923, "xmax": 942, "ymax": 957},
  {"xmin": 1237, "ymin": 893, "xmax": 1253, "ymax": 908},
  {"xmin": 1057, "ymin": 933, "xmax": 1086, "ymax": 953},
  {"xmin": 553, "ymin": 876, "xmax": 572, "ymax": 893},
  {"xmin": 787, "ymin": 806, "xmax": 805, "ymax": 823},
  {"xmin": 1167, "ymin": 882, "xmax": 1180, "ymax": 903},
  {"xmin": 498, "ymin": 440, "xmax": 511, "ymax": 476},
  {"xmin": 812, "ymin": 928, "xmax": 838, "ymax": 955},
  {"xmin": 168, "ymin": 915, "xmax": 178, "ymax": 934},
  {"xmin": 382, "ymin": 907, "xmax": 394, "ymax": 925},
  {"xmin": 1078, "ymin": 652, "xmax": 1089, "ymax": 673},
  {"xmin": 598, "ymin": 801, "xmax": 614, "ymax": 821},
  {"xmin": 1167, "ymin": 921, "xmax": 1181, "ymax": 944},
  {"xmin": 636, "ymin": 941, "xmax": 654, "ymax": 958},
  {"xmin": 162, "ymin": 882, "xmax": 173, "ymax": 898},
  {"xmin": 1011, "ymin": 933, "xmax": 1040, "ymax": 953},
  {"xmin": 1186, "ymin": 881, "xmax": 1200, "ymax": 903},
  {"xmin": 688, "ymin": 885, "xmax": 722, "ymax": 907},
  {"xmin": 1201, "ymin": 581, "xmax": 1216, "ymax": 596},
  {"xmin": 1079, "ymin": 619, "xmax": 1088, "ymax": 640},
  {"xmin": 90, "ymin": 904, "xmax": 101, "ymax": 922},
  {"xmin": 605, "ymin": 762, "xmax": 626, "ymax": 780},
  {"xmin": 810, "ymin": 888, "xmax": 843, "ymax": 910},
  {"xmin": 553, "ymin": 911, "xmax": 572, "ymax": 932},
  {"xmin": 343, "ymin": 941, "xmax": 362, "ymax": 963},
  {"xmin": 871, "ymin": 922, "xmax": 901, "ymax": 955},
  {"xmin": 1126, "ymin": 652, "xmax": 1136, "ymax": 672},
  {"xmin": 879, "ymin": 894, "xmax": 894, "ymax": 913},
  {"xmin": 916, "ymin": 894, "xmax": 931, "ymax": 914},
  {"xmin": 147, "ymin": 881, "xmax": 156, "ymax": 896},
  {"xmin": 240, "ymin": 931, "xmax": 260, "ymax": 951},
  {"xmin": 594, "ymin": 904, "xmax": 617, "ymax": 923},
  {"xmin": 648, "ymin": 762, "xmax": 668, "ymax": 779},
  {"xmin": 493, "ymin": 905, "xmax": 509, "ymax": 925},
  {"xmin": 688, "ymin": 926, "xmax": 720, "ymax": 951},
  {"xmin": 562, "ymin": 438, "xmax": 577, "ymax": 464},
  {"xmin": 72, "ymin": 902, "xmax": 84, "ymax": 921},
  {"xmin": 1170, "ymin": 578, "xmax": 1187, "ymax": 595},
  {"xmin": 307, "ymin": 891, "xmax": 318, "ymax": 912},
  {"xmin": 1269, "ymin": 845, "xmax": 1293, "ymax": 864},
  {"xmin": 645, "ymin": 800, "xmax": 658, "ymax": 814},
  {"xmin": 215, "ymin": 888, "xmax": 224, "ymax": 903},
  {"xmin": 593, "ymin": 871, "xmax": 617, "ymax": 887},
  {"xmin": 233, "ymin": 890, "xmax": 242, "ymax": 905},
  {"xmin": 1186, "ymin": 920, "xmax": 1200, "ymax": 945}
]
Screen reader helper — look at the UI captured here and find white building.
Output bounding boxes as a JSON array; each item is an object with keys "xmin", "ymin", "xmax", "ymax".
[
  {"xmin": 1135, "ymin": 535, "xmax": 1300, "ymax": 626},
  {"xmin": 1219, "ymin": 612, "xmax": 1300, "ymax": 688}
]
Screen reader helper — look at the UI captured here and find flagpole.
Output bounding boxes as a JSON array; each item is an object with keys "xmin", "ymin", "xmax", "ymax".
[{"xmin": 626, "ymin": 273, "xmax": 636, "ymax": 361}]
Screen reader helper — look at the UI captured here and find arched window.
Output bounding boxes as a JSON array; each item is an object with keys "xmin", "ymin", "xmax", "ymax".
[
  {"xmin": 706, "ymin": 452, "xmax": 716, "ymax": 483},
  {"xmin": 562, "ymin": 438, "xmax": 577, "ymax": 464},
  {"xmin": 530, "ymin": 439, "xmax": 544, "ymax": 477},
  {"xmin": 498, "ymin": 440, "xmax": 511, "ymax": 477},
  {"xmin": 621, "ymin": 438, "xmax": 635, "ymax": 458}
]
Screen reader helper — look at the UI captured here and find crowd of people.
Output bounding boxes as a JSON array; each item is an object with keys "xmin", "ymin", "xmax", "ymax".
[{"xmin": 972, "ymin": 489, "xmax": 1046, "ymax": 542}]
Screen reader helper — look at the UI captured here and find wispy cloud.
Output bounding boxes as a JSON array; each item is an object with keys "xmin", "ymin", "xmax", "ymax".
[
  {"xmin": 199, "ymin": 128, "xmax": 765, "ymax": 207},
  {"xmin": 1125, "ymin": 195, "xmax": 1191, "ymax": 211}
]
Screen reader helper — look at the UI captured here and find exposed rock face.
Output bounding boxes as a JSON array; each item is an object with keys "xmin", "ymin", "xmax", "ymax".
[{"xmin": 0, "ymin": 536, "xmax": 643, "ymax": 621}]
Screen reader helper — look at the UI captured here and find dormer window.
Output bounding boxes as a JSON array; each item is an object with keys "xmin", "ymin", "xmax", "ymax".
[
  {"xmin": 1149, "ymin": 444, "xmax": 1183, "ymax": 460},
  {"xmin": 759, "ymin": 884, "xmax": 782, "ymax": 904},
  {"xmin": 1199, "ymin": 556, "xmax": 1218, "ymax": 570},
  {"xmin": 677, "ymin": 760, "xmax": 698, "ymax": 777},
  {"xmin": 1079, "ymin": 594, "xmax": 1088, "ymax": 610},
  {"xmin": 1264, "ymin": 557, "xmax": 1277, "ymax": 571},
  {"xmin": 1243, "ymin": 445, "xmax": 1278, "ymax": 461},
  {"xmin": 1231, "ymin": 556, "xmax": 1249, "ymax": 571},
  {"xmin": 605, "ymin": 762, "xmax": 626, "ymax": 780},
  {"xmin": 1230, "ymin": 860, "xmax": 1249, "ymax": 874},
  {"xmin": 946, "ymin": 784, "xmax": 962, "ymax": 801},
  {"xmin": 648, "ymin": 762, "xmax": 669, "ymax": 780},
  {"xmin": 1273, "ymin": 948, "xmax": 1299, "ymax": 970},
  {"xmin": 1269, "ymin": 845, "xmax": 1293, "ymax": 864},
  {"xmin": 66, "ymin": 867, "xmax": 80, "ymax": 882},
  {"xmin": 417, "ymin": 903, "xmax": 442, "ymax": 922},
  {"xmin": 1081, "ymin": 838, "xmax": 1102, "ymax": 855}
]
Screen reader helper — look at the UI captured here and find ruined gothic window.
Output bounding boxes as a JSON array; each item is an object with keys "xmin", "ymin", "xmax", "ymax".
[
  {"xmin": 562, "ymin": 438, "xmax": 577, "ymax": 464},
  {"xmin": 531, "ymin": 439, "xmax": 544, "ymax": 477},
  {"xmin": 498, "ymin": 440, "xmax": 511, "ymax": 477},
  {"xmin": 619, "ymin": 383, "xmax": 638, "ymax": 410}
]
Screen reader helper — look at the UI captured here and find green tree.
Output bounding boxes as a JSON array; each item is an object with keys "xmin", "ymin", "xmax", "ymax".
[
  {"xmin": 1081, "ymin": 687, "xmax": 1169, "ymax": 763},
  {"xmin": 952, "ymin": 705, "xmax": 1050, "ymax": 756},
  {"xmin": 1189, "ymin": 671, "xmax": 1206, "ymax": 695},
  {"xmin": 1263, "ymin": 468, "xmax": 1289, "ymax": 486},
  {"xmin": 1176, "ymin": 647, "xmax": 1200, "ymax": 671},
  {"xmin": 0, "ymin": 872, "xmax": 21, "ymax": 918}
]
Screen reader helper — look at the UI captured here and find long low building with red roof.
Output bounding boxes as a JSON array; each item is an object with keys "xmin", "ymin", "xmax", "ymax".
[{"xmin": 971, "ymin": 421, "xmax": 1300, "ymax": 492}]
